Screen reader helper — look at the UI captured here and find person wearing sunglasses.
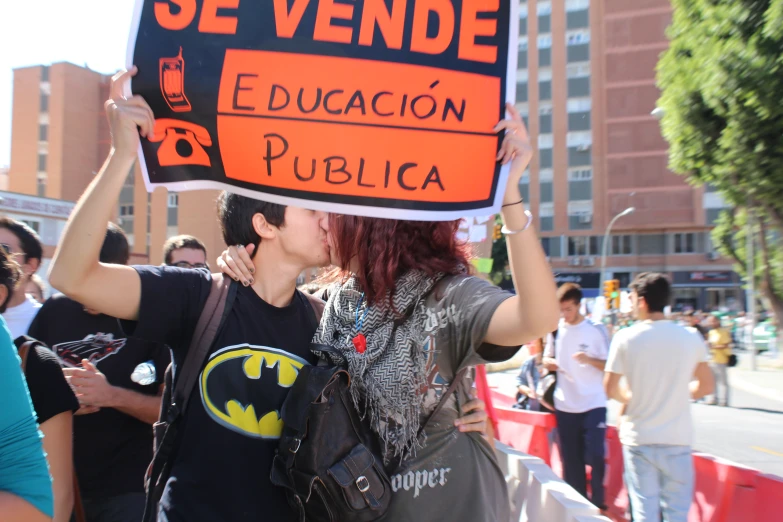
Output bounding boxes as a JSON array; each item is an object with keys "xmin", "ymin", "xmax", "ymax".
[
  {"xmin": 0, "ymin": 217, "xmax": 44, "ymax": 338},
  {"xmin": 162, "ymin": 234, "xmax": 209, "ymax": 270}
]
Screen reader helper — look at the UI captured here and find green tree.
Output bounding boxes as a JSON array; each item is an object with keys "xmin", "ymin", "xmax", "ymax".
[{"xmin": 657, "ymin": 0, "xmax": 783, "ymax": 323}]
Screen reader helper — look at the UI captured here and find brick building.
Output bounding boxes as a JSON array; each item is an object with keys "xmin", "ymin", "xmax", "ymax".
[{"xmin": 516, "ymin": 0, "xmax": 740, "ymax": 310}]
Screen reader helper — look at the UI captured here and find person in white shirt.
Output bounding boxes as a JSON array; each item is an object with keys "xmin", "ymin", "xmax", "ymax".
[
  {"xmin": 543, "ymin": 283, "xmax": 610, "ymax": 511},
  {"xmin": 605, "ymin": 273, "xmax": 714, "ymax": 522},
  {"xmin": 0, "ymin": 218, "xmax": 43, "ymax": 338}
]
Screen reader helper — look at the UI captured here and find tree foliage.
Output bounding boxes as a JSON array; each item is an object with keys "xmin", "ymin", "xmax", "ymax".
[{"xmin": 657, "ymin": 0, "xmax": 783, "ymax": 321}]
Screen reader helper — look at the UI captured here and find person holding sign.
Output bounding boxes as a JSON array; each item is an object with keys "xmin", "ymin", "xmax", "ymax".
[
  {"xmin": 220, "ymin": 103, "xmax": 560, "ymax": 521},
  {"xmin": 47, "ymin": 69, "xmax": 492, "ymax": 522}
]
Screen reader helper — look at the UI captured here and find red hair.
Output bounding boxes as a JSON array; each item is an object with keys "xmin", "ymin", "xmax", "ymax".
[{"xmin": 329, "ymin": 216, "xmax": 472, "ymax": 307}]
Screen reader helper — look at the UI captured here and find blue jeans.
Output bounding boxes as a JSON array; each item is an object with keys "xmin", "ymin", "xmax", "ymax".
[{"xmin": 623, "ymin": 445, "xmax": 693, "ymax": 522}]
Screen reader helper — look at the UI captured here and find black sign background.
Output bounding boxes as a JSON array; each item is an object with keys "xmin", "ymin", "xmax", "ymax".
[{"xmin": 129, "ymin": 0, "xmax": 514, "ymax": 216}]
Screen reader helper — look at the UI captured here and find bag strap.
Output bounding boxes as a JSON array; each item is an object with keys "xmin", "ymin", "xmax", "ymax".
[
  {"xmin": 142, "ymin": 274, "xmax": 236, "ymax": 522},
  {"xmin": 170, "ymin": 273, "xmax": 234, "ymax": 419},
  {"xmin": 15, "ymin": 336, "xmax": 87, "ymax": 522},
  {"xmin": 418, "ymin": 367, "xmax": 468, "ymax": 439}
]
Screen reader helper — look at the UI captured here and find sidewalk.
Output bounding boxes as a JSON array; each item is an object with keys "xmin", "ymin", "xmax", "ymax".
[{"xmin": 730, "ymin": 352, "xmax": 783, "ymax": 404}]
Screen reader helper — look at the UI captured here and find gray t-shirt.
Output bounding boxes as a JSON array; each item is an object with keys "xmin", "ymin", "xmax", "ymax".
[{"xmin": 382, "ymin": 276, "xmax": 516, "ymax": 522}]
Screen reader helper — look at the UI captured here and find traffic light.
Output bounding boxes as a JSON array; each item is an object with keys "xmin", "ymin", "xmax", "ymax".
[
  {"xmin": 603, "ymin": 279, "xmax": 620, "ymax": 310},
  {"xmin": 603, "ymin": 280, "xmax": 613, "ymax": 310},
  {"xmin": 492, "ymin": 224, "xmax": 502, "ymax": 241}
]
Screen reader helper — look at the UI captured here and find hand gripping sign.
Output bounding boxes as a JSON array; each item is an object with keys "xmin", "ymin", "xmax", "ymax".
[{"xmin": 127, "ymin": 0, "xmax": 518, "ymax": 221}]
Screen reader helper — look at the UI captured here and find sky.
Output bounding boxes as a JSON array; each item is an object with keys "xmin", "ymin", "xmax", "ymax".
[{"xmin": 0, "ymin": 0, "xmax": 137, "ymax": 167}]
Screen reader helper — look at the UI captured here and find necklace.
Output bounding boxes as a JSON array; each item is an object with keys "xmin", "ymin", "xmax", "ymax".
[{"xmin": 353, "ymin": 293, "xmax": 370, "ymax": 354}]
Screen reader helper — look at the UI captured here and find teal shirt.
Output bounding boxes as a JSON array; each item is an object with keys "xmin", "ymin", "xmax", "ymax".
[{"xmin": 0, "ymin": 316, "xmax": 53, "ymax": 517}]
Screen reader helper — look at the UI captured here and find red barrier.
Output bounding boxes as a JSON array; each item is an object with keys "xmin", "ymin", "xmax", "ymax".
[
  {"xmin": 488, "ymin": 384, "xmax": 783, "ymax": 522},
  {"xmin": 494, "ymin": 405, "xmax": 557, "ymax": 464},
  {"xmin": 754, "ymin": 473, "xmax": 783, "ymax": 522}
]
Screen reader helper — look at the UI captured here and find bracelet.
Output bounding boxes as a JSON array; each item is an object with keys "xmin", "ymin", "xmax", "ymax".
[
  {"xmin": 502, "ymin": 199, "xmax": 524, "ymax": 208},
  {"xmin": 501, "ymin": 210, "xmax": 534, "ymax": 235}
]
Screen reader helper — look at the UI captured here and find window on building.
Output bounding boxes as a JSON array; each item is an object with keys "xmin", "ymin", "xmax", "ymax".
[
  {"xmin": 568, "ymin": 146, "xmax": 591, "ymax": 167},
  {"xmin": 41, "ymin": 66, "xmax": 49, "ymax": 82},
  {"xmin": 538, "ymin": 14, "xmax": 551, "ymax": 32},
  {"xmin": 168, "ymin": 193, "xmax": 179, "ymax": 207},
  {"xmin": 40, "ymin": 92, "xmax": 49, "ymax": 113},
  {"xmin": 568, "ymin": 180, "xmax": 592, "ymax": 201},
  {"xmin": 542, "ymin": 237, "xmax": 560, "ymax": 257},
  {"xmin": 568, "ymin": 236, "xmax": 589, "ymax": 256},
  {"xmin": 540, "ymin": 216, "xmax": 554, "ymax": 232},
  {"xmin": 540, "ymin": 113, "xmax": 552, "ymax": 134},
  {"xmin": 589, "ymin": 236, "xmax": 603, "ymax": 256},
  {"xmin": 517, "ymin": 82, "xmax": 528, "ymax": 103},
  {"xmin": 638, "ymin": 234, "xmax": 666, "ymax": 255},
  {"xmin": 566, "ymin": 9, "xmax": 589, "ymax": 29},
  {"xmin": 36, "ymin": 179, "xmax": 46, "ymax": 197},
  {"xmin": 539, "ymin": 47, "xmax": 551, "ymax": 67},
  {"xmin": 539, "ymin": 80, "xmax": 552, "ymax": 101},
  {"xmin": 567, "ymin": 77, "xmax": 590, "ymax": 98},
  {"xmin": 706, "ymin": 208, "xmax": 723, "ymax": 225},
  {"xmin": 568, "ymin": 111, "xmax": 591, "ymax": 131},
  {"xmin": 37, "ymin": 153, "xmax": 47, "ymax": 172},
  {"xmin": 539, "ymin": 149, "xmax": 553, "ymax": 169},
  {"xmin": 612, "ymin": 235, "xmax": 633, "ymax": 255},
  {"xmin": 673, "ymin": 232, "xmax": 696, "ymax": 254},
  {"xmin": 119, "ymin": 204, "xmax": 134, "ymax": 217},
  {"xmin": 540, "ymin": 181, "xmax": 553, "ymax": 202},
  {"xmin": 568, "ymin": 213, "xmax": 593, "ymax": 231},
  {"xmin": 38, "ymin": 124, "xmax": 48, "ymax": 142},
  {"xmin": 518, "ymin": 50, "xmax": 528, "ymax": 69},
  {"xmin": 567, "ymin": 43, "xmax": 590, "ymax": 62}
]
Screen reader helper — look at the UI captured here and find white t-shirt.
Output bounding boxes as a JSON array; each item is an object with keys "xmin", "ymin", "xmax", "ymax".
[
  {"xmin": 606, "ymin": 320, "xmax": 708, "ymax": 447},
  {"xmin": 2, "ymin": 296, "xmax": 42, "ymax": 339},
  {"xmin": 544, "ymin": 318, "xmax": 610, "ymax": 413}
]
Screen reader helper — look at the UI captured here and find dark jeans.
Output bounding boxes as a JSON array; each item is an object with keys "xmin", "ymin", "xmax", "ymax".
[
  {"xmin": 79, "ymin": 492, "xmax": 146, "ymax": 522},
  {"xmin": 555, "ymin": 407, "xmax": 606, "ymax": 509}
]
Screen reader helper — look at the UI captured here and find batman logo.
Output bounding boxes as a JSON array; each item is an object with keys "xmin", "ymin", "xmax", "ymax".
[{"xmin": 199, "ymin": 345, "xmax": 309, "ymax": 439}]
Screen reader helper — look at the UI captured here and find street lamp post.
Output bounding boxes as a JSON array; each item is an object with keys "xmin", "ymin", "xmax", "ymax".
[{"xmin": 599, "ymin": 207, "xmax": 636, "ymax": 306}]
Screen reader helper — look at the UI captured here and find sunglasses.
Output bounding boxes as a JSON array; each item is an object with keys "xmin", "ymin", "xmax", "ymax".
[{"xmin": 170, "ymin": 261, "xmax": 209, "ymax": 270}]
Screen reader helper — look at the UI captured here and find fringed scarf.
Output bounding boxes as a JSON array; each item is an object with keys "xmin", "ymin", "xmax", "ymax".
[{"xmin": 312, "ymin": 270, "xmax": 441, "ymax": 463}]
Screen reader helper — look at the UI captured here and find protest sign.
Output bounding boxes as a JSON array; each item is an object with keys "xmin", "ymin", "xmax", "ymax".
[{"xmin": 127, "ymin": 0, "xmax": 518, "ymax": 220}]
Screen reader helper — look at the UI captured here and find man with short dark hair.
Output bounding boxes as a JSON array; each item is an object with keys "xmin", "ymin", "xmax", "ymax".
[
  {"xmin": 29, "ymin": 223, "xmax": 169, "ymax": 522},
  {"xmin": 0, "ymin": 218, "xmax": 44, "ymax": 337},
  {"xmin": 605, "ymin": 273, "xmax": 714, "ymax": 522},
  {"xmin": 542, "ymin": 282, "xmax": 609, "ymax": 510},
  {"xmin": 162, "ymin": 234, "xmax": 208, "ymax": 269}
]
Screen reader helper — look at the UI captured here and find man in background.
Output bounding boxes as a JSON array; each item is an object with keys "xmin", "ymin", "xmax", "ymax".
[
  {"xmin": 605, "ymin": 273, "xmax": 714, "ymax": 521},
  {"xmin": 0, "ymin": 218, "xmax": 43, "ymax": 337},
  {"xmin": 706, "ymin": 314, "xmax": 732, "ymax": 407},
  {"xmin": 543, "ymin": 283, "xmax": 609, "ymax": 511},
  {"xmin": 162, "ymin": 234, "xmax": 208, "ymax": 269}
]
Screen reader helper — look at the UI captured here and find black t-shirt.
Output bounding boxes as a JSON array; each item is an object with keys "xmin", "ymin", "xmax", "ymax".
[
  {"xmin": 123, "ymin": 266, "xmax": 319, "ymax": 522},
  {"xmin": 23, "ymin": 343, "xmax": 79, "ymax": 424},
  {"xmin": 28, "ymin": 294, "xmax": 170, "ymax": 498}
]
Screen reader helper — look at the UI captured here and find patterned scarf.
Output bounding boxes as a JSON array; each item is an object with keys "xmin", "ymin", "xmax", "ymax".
[{"xmin": 312, "ymin": 270, "xmax": 441, "ymax": 463}]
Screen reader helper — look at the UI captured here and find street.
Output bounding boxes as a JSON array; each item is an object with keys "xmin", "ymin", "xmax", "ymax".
[{"xmin": 487, "ymin": 363, "xmax": 783, "ymax": 477}]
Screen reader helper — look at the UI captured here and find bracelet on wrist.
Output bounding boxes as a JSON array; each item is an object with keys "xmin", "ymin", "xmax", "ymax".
[
  {"xmin": 501, "ymin": 210, "xmax": 534, "ymax": 235},
  {"xmin": 502, "ymin": 199, "xmax": 524, "ymax": 208}
]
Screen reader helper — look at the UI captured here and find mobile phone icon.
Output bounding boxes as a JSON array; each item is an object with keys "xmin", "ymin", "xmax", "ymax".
[{"xmin": 159, "ymin": 47, "xmax": 192, "ymax": 113}]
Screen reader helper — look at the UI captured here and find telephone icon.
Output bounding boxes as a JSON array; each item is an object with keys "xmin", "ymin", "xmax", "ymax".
[
  {"xmin": 148, "ymin": 119, "xmax": 212, "ymax": 167},
  {"xmin": 160, "ymin": 47, "xmax": 192, "ymax": 112}
]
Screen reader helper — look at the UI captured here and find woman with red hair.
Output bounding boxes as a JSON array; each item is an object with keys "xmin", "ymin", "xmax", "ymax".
[{"xmin": 220, "ymin": 103, "xmax": 559, "ymax": 521}]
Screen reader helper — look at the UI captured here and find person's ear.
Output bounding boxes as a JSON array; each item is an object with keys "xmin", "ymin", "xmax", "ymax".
[
  {"xmin": 252, "ymin": 213, "xmax": 277, "ymax": 241},
  {"xmin": 24, "ymin": 257, "xmax": 41, "ymax": 276}
]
